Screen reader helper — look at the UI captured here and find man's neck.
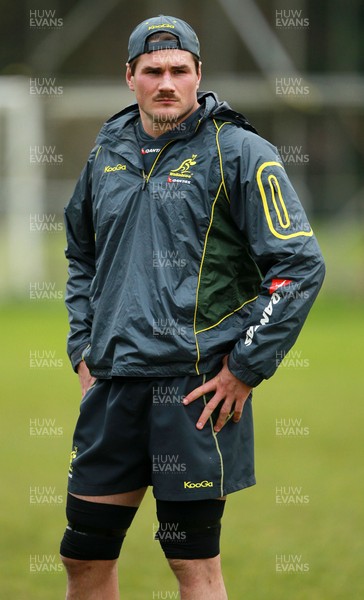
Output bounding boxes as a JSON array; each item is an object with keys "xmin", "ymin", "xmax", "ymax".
[{"xmin": 139, "ymin": 102, "xmax": 201, "ymax": 138}]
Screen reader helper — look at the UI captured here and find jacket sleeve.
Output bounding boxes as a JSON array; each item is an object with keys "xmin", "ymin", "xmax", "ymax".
[
  {"xmin": 223, "ymin": 129, "xmax": 325, "ymax": 387},
  {"xmin": 64, "ymin": 150, "xmax": 97, "ymax": 372}
]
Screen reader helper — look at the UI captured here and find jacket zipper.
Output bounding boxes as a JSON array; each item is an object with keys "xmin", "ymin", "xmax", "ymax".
[
  {"xmin": 140, "ymin": 116, "xmax": 203, "ymax": 188},
  {"xmin": 142, "ymin": 140, "xmax": 175, "ymax": 188},
  {"xmin": 142, "ymin": 170, "xmax": 147, "ymax": 190}
]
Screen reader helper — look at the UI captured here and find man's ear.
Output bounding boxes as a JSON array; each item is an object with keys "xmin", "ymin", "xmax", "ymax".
[
  {"xmin": 126, "ymin": 63, "xmax": 134, "ymax": 91},
  {"xmin": 196, "ymin": 61, "xmax": 202, "ymax": 89}
]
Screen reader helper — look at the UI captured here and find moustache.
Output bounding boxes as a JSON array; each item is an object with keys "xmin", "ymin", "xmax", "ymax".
[{"xmin": 154, "ymin": 95, "xmax": 178, "ymax": 101}]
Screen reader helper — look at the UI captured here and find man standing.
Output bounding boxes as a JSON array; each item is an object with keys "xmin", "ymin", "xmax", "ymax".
[{"xmin": 60, "ymin": 15, "xmax": 325, "ymax": 599}]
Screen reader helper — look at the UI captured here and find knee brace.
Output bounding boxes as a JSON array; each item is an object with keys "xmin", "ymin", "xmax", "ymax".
[
  {"xmin": 156, "ymin": 499, "xmax": 226, "ymax": 560},
  {"xmin": 60, "ymin": 493, "xmax": 138, "ymax": 560}
]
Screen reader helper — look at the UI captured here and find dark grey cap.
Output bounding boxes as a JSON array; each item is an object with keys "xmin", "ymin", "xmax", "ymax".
[{"xmin": 127, "ymin": 15, "xmax": 200, "ymax": 62}]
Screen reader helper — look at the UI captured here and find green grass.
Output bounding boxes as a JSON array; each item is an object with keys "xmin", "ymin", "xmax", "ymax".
[{"xmin": 0, "ymin": 297, "xmax": 363, "ymax": 599}]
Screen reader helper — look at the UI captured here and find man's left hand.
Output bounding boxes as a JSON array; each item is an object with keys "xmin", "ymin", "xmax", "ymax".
[{"xmin": 183, "ymin": 356, "xmax": 252, "ymax": 432}]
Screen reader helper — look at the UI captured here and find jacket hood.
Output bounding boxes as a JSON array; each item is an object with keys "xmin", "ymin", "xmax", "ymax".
[
  {"xmin": 197, "ymin": 91, "xmax": 257, "ymax": 134},
  {"xmin": 208, "ymin": 92, "xmax": 258, "ymax": 134},
  {"xmin": 95, "ymin": 91, "xmax": 257, "ymax": 148}
]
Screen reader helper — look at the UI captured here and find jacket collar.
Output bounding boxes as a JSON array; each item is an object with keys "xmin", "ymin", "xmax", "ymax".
[{"xmin": 95, "ymin": 91, "xmax": 257, "ymax": 156}]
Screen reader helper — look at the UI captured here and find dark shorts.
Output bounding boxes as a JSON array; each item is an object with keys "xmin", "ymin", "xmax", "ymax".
[{"xmin": 67, "ymin": 367, "xmax": 256, "ymax": 501}]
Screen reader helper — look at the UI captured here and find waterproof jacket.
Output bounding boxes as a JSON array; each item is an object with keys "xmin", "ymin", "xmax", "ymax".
[{"xmin": 64, "ymin": 91, "xmax": 325, "ymax": 387}]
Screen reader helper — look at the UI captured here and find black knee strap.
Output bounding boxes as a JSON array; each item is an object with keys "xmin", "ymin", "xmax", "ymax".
[
  {"xmin": 60, "ymin": 493, "xmax": 138, "ymax": 560},
  {"xmin": 156, "ymin": 499, "xmax": 225, "ymax": 560}
]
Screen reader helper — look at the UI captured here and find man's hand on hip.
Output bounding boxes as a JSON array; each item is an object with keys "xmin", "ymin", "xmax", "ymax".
[
  {"xmin": 77, "ymin": 360, "xmax": 96, "ymax": 398},
  {"xmin": 183, "ymin": 356, "xmax": 252, "ymax": 433}
]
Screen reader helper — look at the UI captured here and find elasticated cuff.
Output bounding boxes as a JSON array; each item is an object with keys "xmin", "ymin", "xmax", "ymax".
[
  {"xmin": 227, "ymin": 354, "xmax": 263, "ymax": 388},
  {"xmin": 70, "ymin": 344, "xmax": 90, "ymax": 373}
]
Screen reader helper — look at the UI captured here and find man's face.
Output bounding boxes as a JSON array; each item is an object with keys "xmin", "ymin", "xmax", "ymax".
[{"xmin": 126, "ymin": 49, "xmax": 201, "ymax": 136}]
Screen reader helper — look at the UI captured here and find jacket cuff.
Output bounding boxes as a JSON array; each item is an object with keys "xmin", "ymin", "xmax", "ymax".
[
  {"xmin": 70, "ymin": 344, "xmax": 90, "ymax": 373},
  {"xmin": 228, "ymin": 354, "xmax": 263, "ymax": 388}
]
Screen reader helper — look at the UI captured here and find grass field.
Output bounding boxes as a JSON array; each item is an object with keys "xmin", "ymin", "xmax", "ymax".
[{"xmin": 1, "ymin": 296, "xmax": 363, "ymax": 599}]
